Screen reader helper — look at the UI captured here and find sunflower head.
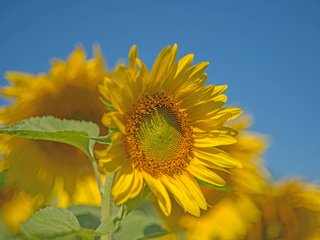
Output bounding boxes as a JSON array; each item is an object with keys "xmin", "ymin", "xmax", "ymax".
[
  {"xmin": 1, "ymin": 46, "xmax": 105, "ymax": 124},
  {"xmin": 247, "ymin": 179, "xmax": 320, "ymax": 240},
  {"xmin": 99, "ymin": 44, "xmax": 243, "ymax": 216},
  {"xmin": 0, "ymin": 46, "xmax": 106, "ymax": 205}
]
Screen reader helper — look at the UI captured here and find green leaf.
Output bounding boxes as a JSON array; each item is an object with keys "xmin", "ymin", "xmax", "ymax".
[
  {"xmin": 21, "ymin": 207, "xmax": 81, "ymax": 239},
  {"xmin": 68, "ymin": 205, "xmax": 101, "ymax": 230},
  {"xmin": 197, "ymin": 179, "xmax": 232, "ymax": 192},
  {"xmin": 21, "ymin": 207, "xmax": 101, "ymax": 240},
  {"xmin": 0, "ymin": 116, "xmax": 104, "ymax": 157},
  {"xmin": 68, "ymin": 205, "xmax": 100, "ymax": 219},
  {"xmin": 137, "ymin": 224, "xmax": 169, "ymax": 240}
]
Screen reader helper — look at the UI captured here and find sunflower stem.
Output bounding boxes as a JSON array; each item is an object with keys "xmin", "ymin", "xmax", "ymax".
[
  {"xmin": 100, "ymin": 173, "xmax": 114, "ymax": 240},
  {"xmin": 88, "ymin": 154, "xmax": 104, "ymax": 200}
]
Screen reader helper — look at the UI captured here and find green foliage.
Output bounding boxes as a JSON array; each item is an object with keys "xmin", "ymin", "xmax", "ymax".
[
  {"xmin": 0, "ymin": 116, "xmax": 105, "ymax": 157},
  {"xmin": 69, "ymin": 205, "xmax": 101, "ymax": 230},
  {"xmin": 69, "ymin": 205, "xmax": 101, "ymax": 218},
  {"xmin": 21, "ymin": 207, "xmax": 97, "ymax": 240}
]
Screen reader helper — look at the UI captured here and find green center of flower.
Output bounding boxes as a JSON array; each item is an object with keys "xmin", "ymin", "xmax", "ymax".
[
  {"xmin": 125, "ymin": 92, "xmax": 193, "ymax": 177},
  {"xmin": 137, "ymin": 108, "xmax": 183, "ymax": 162}
]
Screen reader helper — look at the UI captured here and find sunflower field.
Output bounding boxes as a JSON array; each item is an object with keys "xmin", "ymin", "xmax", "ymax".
[{"xmin": 0, "ymin": 44, "xmax": 319, "ymax": 240}]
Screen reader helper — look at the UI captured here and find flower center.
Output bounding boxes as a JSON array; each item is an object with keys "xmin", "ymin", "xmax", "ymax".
[{"xmin": 125, "ymin": 92, "xmax": 193, "ymax": 177}]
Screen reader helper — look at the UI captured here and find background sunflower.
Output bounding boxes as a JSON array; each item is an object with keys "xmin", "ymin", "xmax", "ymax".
[
  {"xmin": 0, "ymin": 47, "xmax": 106, "ymax": 207},
  {"xmin": 246, "ymin": 180, "xmax": 320, "ymax": 240}
]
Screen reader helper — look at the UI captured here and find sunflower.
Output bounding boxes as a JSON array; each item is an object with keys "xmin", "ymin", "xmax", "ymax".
[
  {"xmin": 0, "ymin": 46, "xmax": 106, "ymax": 206},
  {"xmin": 0, "ymin": 187, "xmax": 38, "ymax": 234},
  {"xmin": 99, "ymin": 44, "xmax": 243, "ymax": 216},
  {"xmin": 159, "ymin": 117, "xmax": 270, "ymax": 239},
  {"xmin": 246, "ymin": 179, "xmax": 320, "ymax": 240}
]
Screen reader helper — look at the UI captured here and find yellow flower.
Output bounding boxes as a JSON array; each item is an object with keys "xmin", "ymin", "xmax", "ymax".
[
  {"xmin": 247, "ymin": 179, "xmax": 320, "ymax": 240},
  {"xmin": 0, "ymin": 187, "xmax": 37, "ymax": 234},
  {"xmin": 158, "ymin": 117, "xmax": 269, "ymax": 239},
  {"xmin": 99, "ymin": 44, "xmax": 243, "ymax": 217},
  {"xmin": 0, "ymin": 46, "xmax": 106, "ymax": 206},
  {"xmin": 219, "ymin": 116, "xmax": 270, "ymax": 194}
]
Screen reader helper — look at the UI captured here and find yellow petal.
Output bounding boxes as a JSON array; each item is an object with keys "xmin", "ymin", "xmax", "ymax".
[
  {"xmin": 175, "ymin": 53, "xmax": 194, "ymax": 77},
  {"xmin": 161, "ymin": 176, "xmax": 190, "ymax": 212},
  {"xmin": 194, "ymin": 148, "xmax": 242, "ymax": 168},
  {"xmin": 112, "ymin": 162, "xmax": 136, "ymax": 205},
  {"xmin": 101, "ymin": 112, "xmax": 125, "ymax": 133},
  {"xmin": 98, "ymin": 151, "xmax": 126, "ymax": 173},
  {"xmin": 212, "ymin": 84, "xmax": 228, "ymax": 97},
  {"xmin": 130, "ymin": 170, "xmax": 144, "ymax": 199},
  {"xmin": 188, "ymin": 162, "xmax": 226, "ymax": 186},
  {"xmin": 161, "ymin": 174, "xmax": 206, "ymax": 216},
  {"xmin": 212, "ymin": 108, "xmax": 243, "ymax": 122},
  {"xmin": 129, "ymin": 45, "xmax": 138, "ymax": 70},
  {"xmin": 151, "ymin": 45, "xmax": 178, "ymax": 93},
  {"xmin": 143, "ymin": 172, "xmax": 172, "ymax": 216},
  {"xmin": 187, "ymin": 100, "xmax": 225, "ymax": 120},
  {"xmin": 194, "ymin": 135, "xmax": 237, "ymax": 148}
]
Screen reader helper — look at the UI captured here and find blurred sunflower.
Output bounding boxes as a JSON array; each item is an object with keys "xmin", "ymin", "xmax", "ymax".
[
  {"xmin": 0, "ymin": 46, "xmax": 107, "ymax": 206},
  {"xmin": 246, "ymin": 179, "xmax": 320, "ymax": 240},
  {"xmin": 159, "ymin": 116, "xmax": 270, "ymax": 239},
  {"xmin": 99, "ymin": 44, "xmax": 243, "ymax": 217},
  {"xmin": 0, "ymin": 186, "xmax": 37, "ymax": 234}
]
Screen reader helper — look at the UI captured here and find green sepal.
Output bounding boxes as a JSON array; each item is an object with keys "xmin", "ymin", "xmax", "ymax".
[
  {"xmin": 197, "ymin": 179, "xmax": 232, "ymax": 192},
  {"xmin": 99, "ymin": 97, "xmax": 115, "ymax": 111}
]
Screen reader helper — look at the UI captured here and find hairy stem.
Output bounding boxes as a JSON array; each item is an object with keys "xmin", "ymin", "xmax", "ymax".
[
  {"xmin": 100, "ymin": 173, "xmax": 114, "ymax": 240},
  {"xmin": 88, "ymin": 154, "xmax": 104, "ymax": 200}
]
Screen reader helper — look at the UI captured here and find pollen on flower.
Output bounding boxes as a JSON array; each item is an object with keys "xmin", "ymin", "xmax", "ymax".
[{"xmin": 125, "ymin": 92, "xmax": 193, "ymax": 177}]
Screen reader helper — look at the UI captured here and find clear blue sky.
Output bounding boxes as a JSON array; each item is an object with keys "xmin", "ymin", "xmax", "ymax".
[{"xmin": 0, "ymin": 0, "xmax": 319, "ymax": 181}]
